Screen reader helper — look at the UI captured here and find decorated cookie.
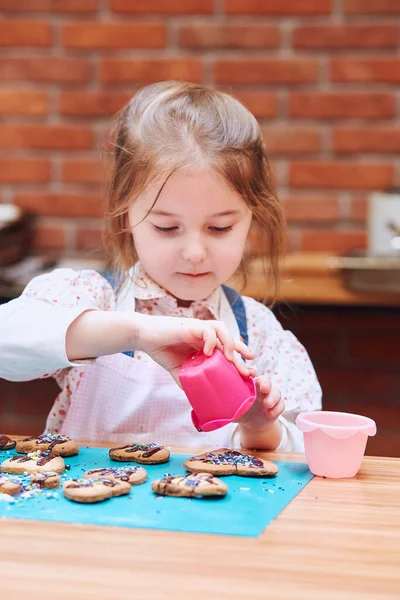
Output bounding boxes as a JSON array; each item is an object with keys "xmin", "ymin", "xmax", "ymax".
[
  {"xmin": 30, "ymin": 472, "xmax": 61, "ymax": 489},
  {"xmin": 84, "ymin": 465, "xmax": 147, "ymax": 486},
  {"xmin": 152, "ymin": 472, "xmax": 228, "ymax": 498},
  {"xmin": 184, "ymin": 448, "xmax": 278, "ymax": 478},
  {"xmin": 16, "ymin": 434, "xmax": 79, "ymax": 457},
  {"xmin": 63, "ymin": 478, "xmax": 131, "ymax": 503},
  {"xmin": 109, "ymin": 443, "xmax": 170, "ymax": 465},
  {"xmin": 0, "ymin": 435, "xmax": 16, "ymax": 450},
  {"xmin": 0, "ymin": 474, "xmax": 23, "ymax": 496},
  {"xmin": 1, "ymin": 451, "xmax": 65, "ymax": 475}
]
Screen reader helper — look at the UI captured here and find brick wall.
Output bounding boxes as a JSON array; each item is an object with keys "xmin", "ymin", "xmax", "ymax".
[
  {"xmin": 1, "ymin": 304, "xmax": 399, "ymax": 456},
  {"xmin": 1, "ymin": 0, "xmax": 400, "ymax": 254}
]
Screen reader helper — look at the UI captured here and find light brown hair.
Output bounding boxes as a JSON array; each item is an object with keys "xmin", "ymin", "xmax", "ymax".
[{"xmin": 104, "ymin": 81, "xmax": 285, "ymax": 302}]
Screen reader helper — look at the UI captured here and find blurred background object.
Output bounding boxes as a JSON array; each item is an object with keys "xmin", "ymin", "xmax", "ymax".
[{"xmin": 0, "ymin": 0, "xmax": 399, "ymax": 454}]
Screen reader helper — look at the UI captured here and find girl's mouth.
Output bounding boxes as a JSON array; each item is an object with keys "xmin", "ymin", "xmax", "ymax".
[{"xmin": 179, "ymin": 272, "xmax": 210, "ymax": 279}]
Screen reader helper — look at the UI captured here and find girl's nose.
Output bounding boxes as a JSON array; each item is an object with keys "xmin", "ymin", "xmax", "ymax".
[{"xmin": 181, "ymin": 236, "xmax": 207, "ymax": 263}]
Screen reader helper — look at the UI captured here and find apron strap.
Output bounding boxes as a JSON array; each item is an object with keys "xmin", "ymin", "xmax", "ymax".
[
  {"xmin": 103, "ymin": 271, "xmax": 134, "ymax": 358},
  {"xmin": 221, "ymin": 284, "xmax": 249, "ymax": 347}
]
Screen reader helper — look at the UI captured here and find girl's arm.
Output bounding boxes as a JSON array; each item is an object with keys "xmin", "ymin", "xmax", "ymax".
[
  {"xmin": 0, "ymin": 268, "xmax": 114, "ymax": 382},
  {"xmin": 0, "ymin": 268, "xmax": 252, "ymax": 384},
  {"xmin": 66, "ymin": 310, "xmax": 253, "ymax": 384},
  {"xmin": 237, "ymin": 298, "xmax": 322, "ymax": 452}
]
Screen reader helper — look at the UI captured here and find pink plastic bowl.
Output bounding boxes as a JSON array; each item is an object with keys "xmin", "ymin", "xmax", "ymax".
[
  {"xmin": 179, "ymin": 349, "xmax": 256, "ymax": 432},
  {"xmin": 296, "ymin": 411, "xmax": 377, "ymax": 478}
]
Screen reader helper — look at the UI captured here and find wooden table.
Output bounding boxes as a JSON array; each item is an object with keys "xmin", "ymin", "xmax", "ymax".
[{"xmin": 1, "ymin": 440, "xmax": 400, "ymax": 599}]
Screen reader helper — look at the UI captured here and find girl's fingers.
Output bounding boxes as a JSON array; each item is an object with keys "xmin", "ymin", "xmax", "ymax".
[
  {"xmin": 213, "ymin": 322, "xmax": 235, "ymax": 361},
  {"xmin": 234, "ymin": 339, "xmax": 255, "ymax": 361},
  {"xmin": 256, "ymin": 375, "xmax": 272, "ymax": 396},
  {"xmin": 202, "ymin": 326, "xmax": 218, "ymax": 356},
  {"xmin": 232, "ymin": 351, "xmax": 250, "ymax": 378},
  {"xmin": 264, "ymin": 389, "xmax": 284, "ymax": 419}
]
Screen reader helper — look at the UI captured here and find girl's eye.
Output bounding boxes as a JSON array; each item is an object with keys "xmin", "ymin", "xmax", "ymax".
[
  {"xmin": 209, "ymin": 226, "xmax": 233, "ymax": 233},
  {"xmin": 153, "ymin": 225, "xmax": 178, "ymax": 233}
]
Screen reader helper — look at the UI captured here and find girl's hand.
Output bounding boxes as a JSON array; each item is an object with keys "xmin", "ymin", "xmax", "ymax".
[
  {"xmin": 133, "ymin": 313, "xmax": 254, "ymax": 385},
  {"xmin": 237, "ymin": 375, "xmax": 285, "ymax": 450}
]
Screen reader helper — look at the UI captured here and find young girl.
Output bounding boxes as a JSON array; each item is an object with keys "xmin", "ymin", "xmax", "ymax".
[{"xmin": 0, "ymin": 81, "xmax": 321, "ymax": 451}]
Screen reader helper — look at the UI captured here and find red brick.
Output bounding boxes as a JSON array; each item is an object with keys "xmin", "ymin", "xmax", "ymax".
[
  {"xmin": 214, "ymin": 59, "xmax": 318, "ymax": 85},
  {"xmin": 293, "ymin": 25, "xmax": 398, "ymax": 49},
  {"xmin": 300, "ymin": 229, "xmax": 367, "ymax": 252},
  {"xmin": 0, "ymin": 20, "xmax": 51, "ymax": 46},
  {"xmin": 290, "ymin": 161, "xmax": 394, "ymax": 190},
  {"xmin": 61, "ymin": 159, "xmax": 106, "ymax": 184},
  {"xmin": 0, "ymin": 0, "xmax": 96, "ymax": 12},
  {"xmin": 0, "ymin": 124, "xmax": 92, "ymax": 150},
  {"xmin": 225, "ymin": 0, "xmax": 331, "ymax": 14},
  {"xmin": 333, "ymin": 128, "xmax": 400, "ymax": 154},
  {"xmin": 59, "ymin": 91, "xmax": 132, "ymax": 117},
  {"xmin": 349, "ymin": 196, "xmax": 368, "ymax": 222},
  {"xmin": 229, "ymin": 90, "xmax": 278, "ymax": 119},
  {"xmin": 262, "ymin": 126, "xmax": 321, "ymax": 155},
  {"xmin": 61, "ymin": 22, "xmax": 166, "ymax": 50},
  {"xmin": 331, "ymin": 58, "xmax": 400, "ymax": 84},
  {"xmin": 178, "ymin": 25, "xmax": 280, "ymax": 49},
  {"xmin": 100, "ymin": 58, "xmax": 203, "ymax": 84},
  {"xmin": 34, "ymin": 225, "xmax": 66, "ymax": 249},
  {"xmin": 0, "ymin": 89, "xmax": 49, "ymax": 115},
  {"xmin": 281, "ymin": 195, "xmax": 340, "ymax": 223},
  {"xmin": 288, "ymin": 92, "xmax": 395, "ymax": 120},
  {"xmin": 111, "ymin": 0, "xmax": 213, "ymax": 14},
  {"xmin": 247, "ymin": 225, "xmax": 292, "ymax": 257},
  {"xmin": 76, "ymin": 226, "xmax": 104, "ymax": 250},
  {"xmin": 344, "ymin": 0, "xmax": 400, "ymax": 14},
  {"xmin": 0, "ymin": 158, "xmax": 50, "ymax": 183},
  {"xmin": 14, "ymin": 193, "xmax": 103, "ymax": 218},
  {"xmin": 0, "ymin": 57, "xmax": 88, "ymax": 83}
]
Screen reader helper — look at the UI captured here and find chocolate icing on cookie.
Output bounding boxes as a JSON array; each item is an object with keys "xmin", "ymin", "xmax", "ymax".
[
  {"xmin": 195, "ymin": 450, "xmax": 264, "ymax": 468},
  {"xmin": 112, "ymin": 443, "xmax": 164, "ymax": 458},
  {"xmin": 66, "ymin": 478, "xmax": 120, "ymax": 489},
  {"xmin": 10, "ymin": 451, "xmax": 59, "ymax": 466},
  {"xmin": 85, "ymin": 466, "xmax": 142, "ymax": 482},
  {"xmin": 0, "ymin": 435, "xmax": 10, "ymax": 449},
  {"xmin": 22, "ymin": 434, "xmax": 72, "ymax": 451},
  {"xmin": 0, "ymin": 435, "xmax": 15, "ymax": 450}
]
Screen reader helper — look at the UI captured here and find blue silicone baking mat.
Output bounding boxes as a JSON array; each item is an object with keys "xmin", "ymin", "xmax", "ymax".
[{"xmin": 0, "ymin": 446, "xmax": 313, "ymax": 537}]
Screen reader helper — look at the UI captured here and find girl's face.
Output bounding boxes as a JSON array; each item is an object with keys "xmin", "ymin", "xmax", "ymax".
[{"xmin": 128, "ymin": 169, "xmax": 252, "ymax": 302}]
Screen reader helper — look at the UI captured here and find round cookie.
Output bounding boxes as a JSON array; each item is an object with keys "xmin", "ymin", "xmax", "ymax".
[
  {"xmin": 184, "ymin": 448, "xmax": 278, "ymax": 478},
  {"xmin": 109, "ymin": 443, "xmax": 170, "ymax": 465},
  {"xmin": 0, "ymin": 435, "xmax": 16, "ymax": 450},
  {"xmin": 30, "ymin": 472, "xmax": 61, "ymax": 489},
  {"xmin": 152, "ymin": 472, "xmax": 228, "ymax": 498},
  {"xmin": 16, "ymin": 434, "xmax": 79, "ymax": 457},
  {"xmin": 1, "ymin": 451, "xmax": 65, "ymax": 475},
  {"xmin": 0, "ymin": 475, "xmax": 23, "ymax": 496},
  {"xmin": 84, "ymin": 465, "xmax": 147, "ymax": 486},
  {"xmin": 63, "ymin": 478, "xmax": 131, "ymax": 503}
]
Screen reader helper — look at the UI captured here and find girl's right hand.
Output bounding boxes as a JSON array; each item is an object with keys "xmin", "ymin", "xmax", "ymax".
[{"xmin": 133, "ymin": 314, "xmax": 255, "ymax": 386}]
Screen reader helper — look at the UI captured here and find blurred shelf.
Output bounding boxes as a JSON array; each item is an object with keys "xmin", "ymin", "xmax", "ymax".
[{"xmin": 233, "ymin": 253, "xmax": 400, "ymax": 307}]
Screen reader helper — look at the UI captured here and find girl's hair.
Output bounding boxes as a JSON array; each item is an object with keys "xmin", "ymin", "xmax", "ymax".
[{"xmin": 104, "ymin": 81, "xmax": 285, "ymax": 302}]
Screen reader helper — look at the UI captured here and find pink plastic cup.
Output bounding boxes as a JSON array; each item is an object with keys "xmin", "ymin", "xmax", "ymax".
[
  {"xmin": 296, "ymin": 411, "xmax": 377, "ymax": 478},
  {"xmin": 179, "ymin": 349, "xmax": 256, "ymax": 432}
]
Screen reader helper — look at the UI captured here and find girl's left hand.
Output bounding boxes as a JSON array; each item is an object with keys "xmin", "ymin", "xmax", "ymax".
[{"xmin": 237, "ymin": 375, "xmax": 285, "ymax": 431}]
